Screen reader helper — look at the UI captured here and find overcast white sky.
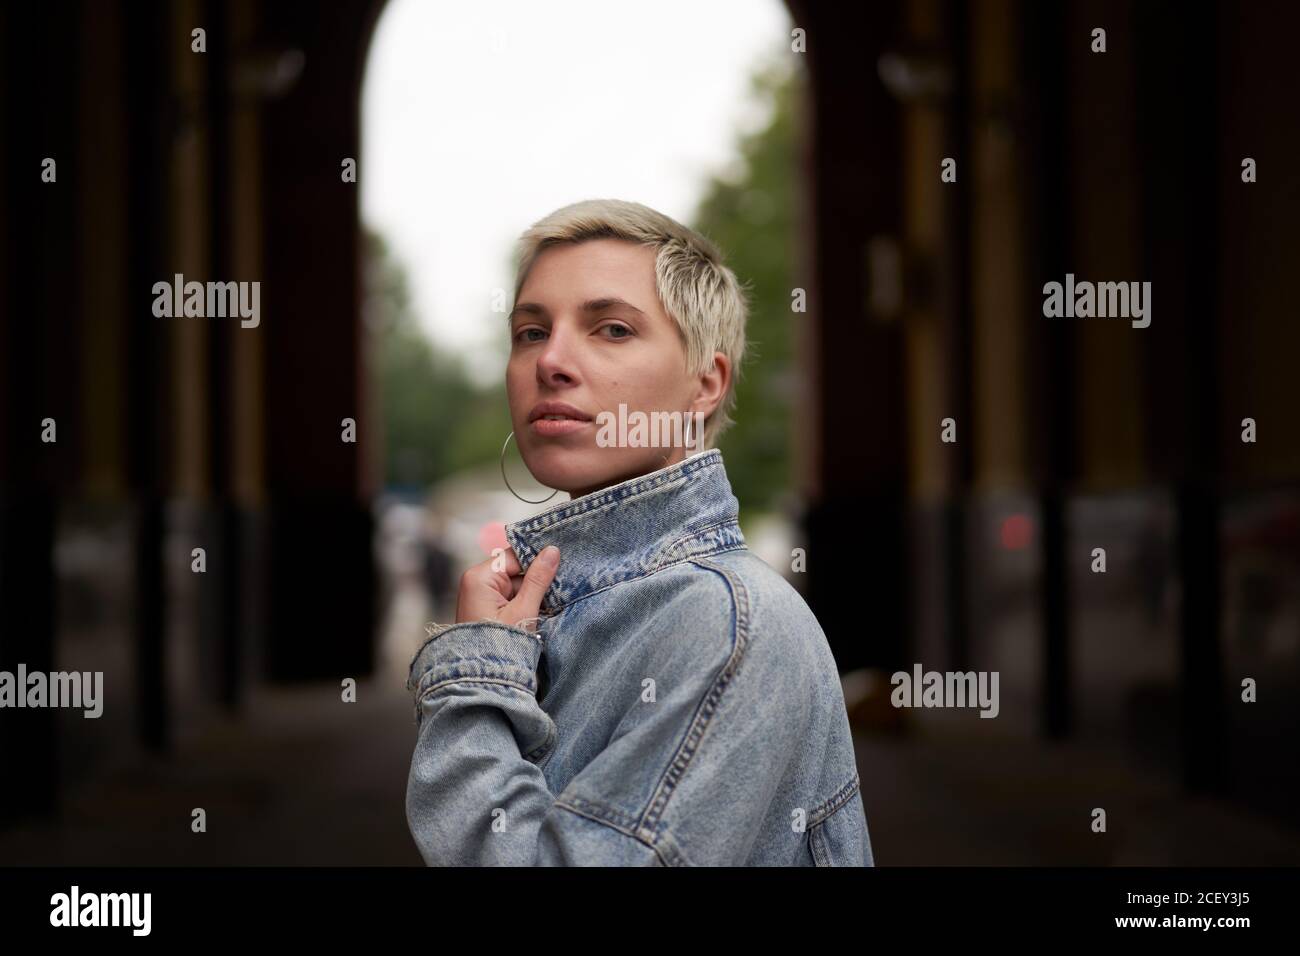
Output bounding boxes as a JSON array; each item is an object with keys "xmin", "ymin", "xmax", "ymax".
[{"xmin": 361, "ymin": 0, "xmax": 790, "ymax": 385}]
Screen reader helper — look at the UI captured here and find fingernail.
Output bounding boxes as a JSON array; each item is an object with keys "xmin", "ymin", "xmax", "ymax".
[{"xmin": 540, "ymin": 545, "xmax": 559, "ymax": 564}]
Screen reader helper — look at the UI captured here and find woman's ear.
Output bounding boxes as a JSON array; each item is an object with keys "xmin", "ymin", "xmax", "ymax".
[{"xmin": 692, "ymin": 351, "xmax": 730, "ymax": 418}]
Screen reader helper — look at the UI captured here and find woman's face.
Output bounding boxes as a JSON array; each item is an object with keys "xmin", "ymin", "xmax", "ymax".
[{"xmin": 506, "ymin": 238, "xmax": 728, "ymax": 499}]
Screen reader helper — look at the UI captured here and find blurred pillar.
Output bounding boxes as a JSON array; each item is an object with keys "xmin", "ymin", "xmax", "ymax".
[
  {"xmin": 200, "ymin": 0, "xmax": 245, "ymax": 710},
  {"xmin": 1211, "ymin": 1, "xmax": 1300, "ymax": 824},
  {"xmin": 1018, "ymin": 0, "xmax": 1075, "ymax": 739},
  {"xmin": 227, "ymin": 0, "xmax": 271, "ymax": 689},
  {"xmin": 166, "ymin": 0, "xmax": 221, "ymax": 727},
  {"xmin": 0, "ymin": 0, "xmax": 81, "ymax": 821},
  {"xmin": 1134, "ymin": 1, "xmax": 1227, "ymax": 795},
  {"xmin": 938, "ymin": 0, "xmax": 974, "ymax": 676},
  {"xmin": 894, "ymin": 0, "xmax": 975, "ymax": 676},
  {"xmin": 787, "ymin": 0, "xmax": 908, "ymax": 674},
  {"xmin": 125, "ymin": 0, "xmax": 174, "ymax": 753},
  {"xmin": 258, "ymin": 0, "xmax": 385, "ymax": 681}
]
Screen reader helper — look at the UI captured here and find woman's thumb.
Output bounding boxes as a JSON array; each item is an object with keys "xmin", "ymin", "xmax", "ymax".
[{"xmin": 506, "ymin": 546, "xmax": 560, "ymax": 621}]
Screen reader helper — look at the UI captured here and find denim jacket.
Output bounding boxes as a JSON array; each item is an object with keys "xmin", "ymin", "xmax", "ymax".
[{"xmin": 404, "ymin": 448, "xmax": 873, "ymax": 866}]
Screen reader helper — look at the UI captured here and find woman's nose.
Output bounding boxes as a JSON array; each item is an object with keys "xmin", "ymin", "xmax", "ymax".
[{"xmin": 535, "ymin": 325, "xmax": 579, "ymax": 383}]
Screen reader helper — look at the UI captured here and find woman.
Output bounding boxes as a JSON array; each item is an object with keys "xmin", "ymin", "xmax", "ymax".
[{"xmin": 405, "ymin": 199, "xmax": 873, "ymax": 866}]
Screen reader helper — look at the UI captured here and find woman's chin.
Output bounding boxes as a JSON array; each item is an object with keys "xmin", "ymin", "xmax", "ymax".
[{"xmin": 523, "ymin": 448, "xmax": 665, "ymax": 498}]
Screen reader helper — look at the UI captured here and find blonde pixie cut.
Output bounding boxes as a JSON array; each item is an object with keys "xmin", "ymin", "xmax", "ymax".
[{"xmin": 511, "ymin": 198, "xmax": 751, "ymax": 451}]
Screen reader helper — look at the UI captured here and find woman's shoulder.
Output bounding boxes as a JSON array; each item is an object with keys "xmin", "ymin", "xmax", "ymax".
[
  {"xmin": 641, "ymin": 546, "xmax": 846, "ymax": 724},
  {"xmin": 688, "ymin": 546, "xmax": 821, "ymax": 621},
  {"xmin": 649, "ymin": 545, "xmax": 833, "ymax": 664}
]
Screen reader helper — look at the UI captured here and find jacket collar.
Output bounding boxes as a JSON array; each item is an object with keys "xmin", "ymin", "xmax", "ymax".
[{"xmin": 504, "ymin": 448, "xmax": 745, "ymax": 615}]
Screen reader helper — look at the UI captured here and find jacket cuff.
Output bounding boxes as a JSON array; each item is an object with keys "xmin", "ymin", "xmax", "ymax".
[{"xmin": 406, "ymin": 621, "xmax": 544, "ymax": 701}]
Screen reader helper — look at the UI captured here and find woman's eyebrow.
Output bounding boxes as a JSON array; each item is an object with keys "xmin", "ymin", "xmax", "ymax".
[
  {"xmin": 509, "ymin": 297, "xmax": 646, "ymax": 321},
  {"xmin": 508, "ymin": 302, "xmax": 546, "ymax": 321},
  {"xmin": 580, "ymin": 297, "xmax": 645, "ymax": 316}
]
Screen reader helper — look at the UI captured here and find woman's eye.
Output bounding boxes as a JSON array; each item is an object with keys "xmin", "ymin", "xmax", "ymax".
[
  {"xmin": 515, "ymin": 328, "xmax": 546, "ymax": 344},
  {"xmin": 602, "ymin": 323, "xmax": 632, "ymax": 339}
]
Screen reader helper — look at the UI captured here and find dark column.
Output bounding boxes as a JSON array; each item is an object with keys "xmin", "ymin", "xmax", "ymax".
[
  {"xmin": 786, "ymin": 0, "xmax": 908, "ymax": 675},
  {"xmin": 202, "ymin": 0, "xmax": 244, "ymax": 710},
  {"xmin": 0, "ymin": 0, "xmax": 81, "ymax": 821},
  {"xmin": 258, "ymin": 0, "xmax": 384, "ymax": 681},
  {"xmin": 1134, "ymin": 0, "xmax": 1227, "ymax": 795},
  {"xmin": 941, "ymin": 0, "xmax": 975, "ymax": 674},
  {"xmin": 1020, "ymin": 0, "xmax": 1074, "ymax": 739},
  {"xmin": 125, "ymin": 0, "xmax": 174, "ymax": 753}
]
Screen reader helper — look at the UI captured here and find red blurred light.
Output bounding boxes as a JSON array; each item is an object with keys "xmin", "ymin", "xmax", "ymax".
[{"xmin": 1000, "ymin": 514, "xmax": 1033, "ymax": 550}]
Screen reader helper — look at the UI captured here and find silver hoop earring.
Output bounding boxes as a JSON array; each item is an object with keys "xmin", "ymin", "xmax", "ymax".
[{"xmin": 500, "ymin": 431, "xmax": 559, "ymax": 504}]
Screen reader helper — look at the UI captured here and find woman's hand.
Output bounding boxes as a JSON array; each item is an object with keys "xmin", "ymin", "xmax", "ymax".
[{"xmin": 455, "ymin": 545, "xmax": 560, "ymax": 628}]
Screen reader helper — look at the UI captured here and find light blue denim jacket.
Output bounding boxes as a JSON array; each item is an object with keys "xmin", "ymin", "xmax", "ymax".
[{"xmin": 404, "ymin": 448, "xmax": 873, "ymax": 866}]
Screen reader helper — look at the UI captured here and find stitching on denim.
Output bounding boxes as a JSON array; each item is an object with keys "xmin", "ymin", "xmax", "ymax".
[
  {"xmin": 413, "ymin": 658, "xmax": 538, "ymax": 696},
  {"xmin": 635, "ymin": 554, "xmax": 751, "ymax": 837},
  {"xmin": 413, "ymin": 670, "xmax": 556, "ymax": 764},
  {"xmin": 533, "ymin": 729, "xmax": 559, "ymax": 769},
  {"xmin": 407, "ymin": 621, "xmax": 542, "ymax": 679},
  {"xmin": 416, "ymin": 675, "xmax": 536, "ymax": 702},
  {"xmin": 809, "ymin": 820, "xmax": 831, "ymax": 866},
  {"xmin": 553, "ymin": 520, "xmax": 743, "ymax": 605},
  {"xmin": 658, "ymin": 518, "xmax": 744, "ymax": 565},
  {"xmin": 415, "ymin": 677, "xmax": 555, "ymax": 763},
  {"xmin": 406, "ymin": 622, "xmax": 543, "ymax": 691},
  {"xmin": 504, "ymin": 474, "xmax": 705, "ymax": 581},
  {"xmin": 554, "ymin": 792, "xmax": 691, "ymax": 864},
  {"xmin": 507, "ymin": 451, "xmax": 722, "ymax": 539},
  {"xmin": 807, "ymin": 771, "xmax": 862, "ymax": 827},
  {"xmin": 503, "ymin": 453, "xmax": 735, "ymax": 614},
  {"xmin": 551, "ymin": 554, "xmax": 748, "ymax": 837},
  {"xmin": 522, "ymin": 470, "xmax": 689, "ymax": 533},
  {"xmin": 536, "ymin": 539, "xmax": 748, "ymax": 616},
  {"xmin": 552, "ymin": 800, "xmax": 675, "ymax": 865},
  {"xmin": 556, "ymin": 534, "xmax": 745, "ymax": 610},
  {"xmin": 558, "ymin": 792, "xmax": 641, "ymax": 831},
  {"xmin": 523, "ymin": 718, "xmax": 556, "ymax": 764}
]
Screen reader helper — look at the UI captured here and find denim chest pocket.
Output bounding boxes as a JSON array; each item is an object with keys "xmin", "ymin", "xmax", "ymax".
[
  {"xmin": 805, "ymin": 784, "xmax": 872, "ymax": 867},
  {"xmin": 808, "ymin": 818, "xmax": 832, "ymax": 866}
]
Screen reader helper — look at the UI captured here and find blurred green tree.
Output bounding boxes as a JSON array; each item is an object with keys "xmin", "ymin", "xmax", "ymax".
[
  {"xmin": 363, "ymin": 228, "xmax": 508, "ymax": 492},
  {"xmin": 692, "ymin": 51, "xmax": 801, "ymax": 516}
]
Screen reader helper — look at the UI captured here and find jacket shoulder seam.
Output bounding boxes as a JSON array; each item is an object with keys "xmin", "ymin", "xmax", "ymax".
[
  {"xmin": 656, "ymin": 518, "xmax": 744, "ymax": 567},
  {"xmin": 632, "ymin": 555, "xmax": 752, "ymax": 841},
  {"xmin": 808, "ymin": 770, "xmax": 862, "ymax": 827}
]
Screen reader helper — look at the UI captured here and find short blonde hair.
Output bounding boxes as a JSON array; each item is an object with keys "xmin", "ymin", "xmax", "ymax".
[{"xmin": 511, "ymin": 198, "xmax": 750, "ymax": 450}]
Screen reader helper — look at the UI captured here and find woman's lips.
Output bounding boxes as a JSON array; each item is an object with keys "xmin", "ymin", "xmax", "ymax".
[{"xmin": 530, "ymin": 418, "xmax": 591, "ymax": 437}]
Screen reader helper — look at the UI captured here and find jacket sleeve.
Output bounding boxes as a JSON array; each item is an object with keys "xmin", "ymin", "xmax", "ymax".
[
  {"xmin": 403, "ymin": 609, "xmax": 823, "ymax": 866},
  {"xmin": 404, "ymin": 620, "xmax": 659, "ymax": 865}
]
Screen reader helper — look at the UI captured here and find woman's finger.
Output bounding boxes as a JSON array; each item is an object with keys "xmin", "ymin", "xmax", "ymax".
[
  {"xmin": 492, "ymin": 546, "xmax": 522, "ymax": 577},
  {"xmin": 503, "ymin": 546, "xmax": 560, "ymax": 622}
]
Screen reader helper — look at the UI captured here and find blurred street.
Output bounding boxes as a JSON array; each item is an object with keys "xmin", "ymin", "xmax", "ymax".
[
  {"xmin": 3, "ymin": 508, "xmax": 1298, "ymax": 866},
  {"xmin": 4, "ymin": 671, "xmax": 1299, "ymax": 866}
]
